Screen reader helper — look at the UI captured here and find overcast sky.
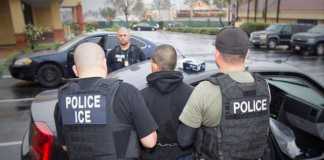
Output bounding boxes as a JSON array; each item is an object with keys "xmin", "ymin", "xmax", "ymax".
[{"xmin": 82, "ymin": 0, "xmax": 185, "ymax": 13}]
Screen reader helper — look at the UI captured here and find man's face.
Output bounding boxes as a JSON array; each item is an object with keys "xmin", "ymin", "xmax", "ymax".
[{"xmin": 117, "ymin": 30, "xmax": 130, "ymax": 46}]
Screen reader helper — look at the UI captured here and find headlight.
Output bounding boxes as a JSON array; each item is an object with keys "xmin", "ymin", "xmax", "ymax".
[
  {"xmin": 259, "ymin": 34, "xmax": 267, "ymax": 39},
  {"xmin": 307, "ymin": 38, "xmax": 316, "ymax": 44},
  {"xmin": 14, "ymin": 58, "xmax": 32, "ymax": 66}
]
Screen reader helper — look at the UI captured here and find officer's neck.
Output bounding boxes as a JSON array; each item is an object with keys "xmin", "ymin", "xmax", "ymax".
[
  {"xmin": 219, "ymin": 65, "xmax": 245, "ymax": 73},
  {"xmin": 78, "ymin": 72, "xmax": 107, "ymax": 79},
  {"xmin": 120, "ymin": 43, "xmax": 130, "ymax": 50}
]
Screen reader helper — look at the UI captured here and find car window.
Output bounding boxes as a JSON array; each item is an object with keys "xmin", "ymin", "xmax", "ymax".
[
  {"xmin": 131, "ymin": 37, "xmax": 146, "ymax": 48},
  {"xmin": 266, "ymin": 76, "xmax": 324, "ymax": 108},
  {"xmin": 308, "ymin": 25, "xmax": 324, "ymax": 34},
  {"xmin": 84, "ymin": 36, "xmax": 103, "ymax": 44},
  {"xmin": 57, "ymin": 34, "xmax": 87, "ymax": 52},
  {"xmin": 281, "ymin": 25, "xmax": 292, "ymax": 34},
  {"xmin": 266, "ymin": 24, "xmax": 283, "ymax": 32},
  {"xmin": 106, "ymin": 35, "xmax": 119, "ymax": 50}
]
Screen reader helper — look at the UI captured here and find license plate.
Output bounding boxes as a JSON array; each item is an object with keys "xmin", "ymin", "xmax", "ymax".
[{"xmin": 295, "ymin": 45, "xmax": 301, "ymax": 50}]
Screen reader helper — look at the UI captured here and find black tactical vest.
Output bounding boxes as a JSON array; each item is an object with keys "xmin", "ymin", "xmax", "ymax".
[
  {"xmin": 194, "ymin": 73, "xmax": 270, "ymax": 160},
  {"xmin": 58, "ymin": 78, "xmax": 140, "ymax": 160}
]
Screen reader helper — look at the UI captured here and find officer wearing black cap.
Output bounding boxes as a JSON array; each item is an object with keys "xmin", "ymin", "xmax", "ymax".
[
  {"xmin": 177, "ymin": 27, "xmax": 272, "ymax": 160},
  {"xmin": 55, "ymin": 42, "xmax": 158, "ymax": 160}
]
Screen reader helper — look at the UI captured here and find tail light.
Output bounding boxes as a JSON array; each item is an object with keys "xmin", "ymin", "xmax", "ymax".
[{"xmin": 31, "ymin": 121, "xmax": 54, "ymax": 160}]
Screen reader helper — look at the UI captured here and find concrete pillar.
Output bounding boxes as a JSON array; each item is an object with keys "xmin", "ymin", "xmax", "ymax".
[
  {"xmin": 8, "ymin": 0, "xmax": 27, "ymax": 48},
  {"xmin": 75, "ymin": 3, "xmax": 84, "ymax": 32},
  {"xmin": 50, "ymin": 0, "xmax": 64, "ymax": 42},
  {"xmin": 0, "ymin": 0, "xmax": 16, "ymax": 46}
]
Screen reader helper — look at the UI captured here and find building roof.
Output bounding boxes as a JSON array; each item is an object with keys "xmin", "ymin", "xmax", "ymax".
[{"xmin": 239, "ymin": 0, "xmax": 324, "ymax": 12}]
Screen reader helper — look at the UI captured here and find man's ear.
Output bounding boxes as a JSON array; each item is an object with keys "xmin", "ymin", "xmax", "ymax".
[
  {"xmin": 215, "ymin": 49, "xmax": 222, "ymax": 67},
  {"xmin": 151, "ymin": 60, "xmax": 160, "ymax": 73},
  {"xmin": 72, "ymin": 65, "xmax": 79, "ymax": 77},
  {"xmin": 102, "ymin": 58, "xmax": 108, "ymax": 71}
]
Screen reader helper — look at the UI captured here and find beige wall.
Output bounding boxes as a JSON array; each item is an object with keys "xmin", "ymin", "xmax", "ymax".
[
  {"xmin": 0, "ymin": 0, "xmax": 16, "ymax": 45},
  {"xmin": 32, "ymin": 0, "xmax": 63, "ymax": 31},
  {"xmin": 32, "ymin": 6, "xmax": 53, "ymax": 29},
  {"xmin": 62, "ymin": 0, "xmax": 81, "ymax": 7},
  {"xmin": 8, "ymin": 0, "xmax": 25, "ymax": 33},
  {"xmin": 51, "ymin": 0, "xmax": 63, "ymax": 30}
]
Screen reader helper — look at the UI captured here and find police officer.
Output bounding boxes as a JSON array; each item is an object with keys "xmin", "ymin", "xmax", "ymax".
[
  {"xmin": 55, "ymin": 43, "xmax": 158, "ymax": 160},
  {"xmin": 107, "ymin": 27, "xmax": 146, "ymax": 72},
  {"xmin": 141, "ymin": 45, "xmax": 193, "ymax": 160},
  {"xmin": 177, "ymin": 28, "xmax": 272, "ymax": 160}
]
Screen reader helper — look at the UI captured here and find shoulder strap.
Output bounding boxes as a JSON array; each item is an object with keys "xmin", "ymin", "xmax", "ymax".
[{"xmin": 207, "ymin": 72, "xmax": 225, "ymax": 86}]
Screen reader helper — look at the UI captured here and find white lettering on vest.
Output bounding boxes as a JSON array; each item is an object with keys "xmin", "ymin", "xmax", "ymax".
[
  {"xmin": 65, "ymin": 95, "xmax": 101, "ymax": 109},
  {"xmin": 73, "ymin": 110, "xmax": 92, "ymax": 124},
  {"xmin": 94, "ymin": 95, "xmax": 101, "ymax": 108},
  {"xmin": 65, "ymin": 97, "xmax": 71, "ymax": 109},
  {"xmin": 233, "ymin": 99, "xmax": 268, "ymax": 114}
]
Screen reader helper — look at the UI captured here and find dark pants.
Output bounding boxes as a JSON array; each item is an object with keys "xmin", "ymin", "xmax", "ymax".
[{"xmin": 141, "ymin": 147, "xmax": 192, "ymax": 160}]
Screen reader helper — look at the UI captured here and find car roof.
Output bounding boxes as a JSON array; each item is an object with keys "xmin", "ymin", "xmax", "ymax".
[{"xmin": 108, "ymin": 55, "xmax": 313, "ymax": 89}]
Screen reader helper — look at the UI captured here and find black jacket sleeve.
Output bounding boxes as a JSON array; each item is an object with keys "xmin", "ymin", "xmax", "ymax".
[
  {"xmin": 177, "ymin": 123, "xmax": 197, "ymax": 148},
  {"xmin": 54, "ymin": 103, "xmax": 65, "ymax": 145},
  {"xmin": 107, "ymin": 47, "xmax": 116, "ymax": 72},
  {"xmin": 135, "ymin": 45, "xmax": 146, "ymax": 61}
]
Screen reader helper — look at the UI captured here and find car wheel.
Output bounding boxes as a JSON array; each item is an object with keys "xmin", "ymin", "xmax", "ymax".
[
  {"xmin": 151, "ymin": 28, "xmax": 155, "ymax": 31},
  {"xmin": 267, "ymin": 39, "xmax": 277, "ymax": 49},
  {"xmin": 253, "ymin": 44, "xmax": 261, "ymax": 49},
  {"xmin": 37, "ymin": 63, "xmax": 62, "ymax": 88},
  {"xmin": 316, "ymin": 43, "xmax": 324, "ymax": 56},
  {"xmin": 137, "ymin": 27, "xmax": 141, "ymax": 31}
]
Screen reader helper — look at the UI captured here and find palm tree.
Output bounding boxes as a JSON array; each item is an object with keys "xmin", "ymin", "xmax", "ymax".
[{"xmin": 276, "ymin": 0, "xmax": 281, "ymax": 23}]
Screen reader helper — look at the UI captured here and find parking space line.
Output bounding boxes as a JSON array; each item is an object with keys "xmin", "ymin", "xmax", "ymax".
[
  {"xmin": 0, "ymin": 141, "xmax": 22, "ymax": 147},
  {"xmin": 1, "ymin": 75, "xmax": 12, "ymax": 79},
  {"xmin": 0, "ymin": 98, "xmax": 35, "ymax": 104}
]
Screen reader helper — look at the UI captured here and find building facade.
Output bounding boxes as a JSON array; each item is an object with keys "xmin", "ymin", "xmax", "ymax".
[
  {"xmin": 236, "ymin": 0, "xmax": 324, "ymax": 25},
  {"xmin": 0, "ymin": 0, "xmax": 83, "ymax": 47}
]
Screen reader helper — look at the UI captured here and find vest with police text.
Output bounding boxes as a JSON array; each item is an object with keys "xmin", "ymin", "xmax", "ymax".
[
  {"xmin": 195, "ymin": 73, "xmax": 270, "ymax": 160},
  {"xmin": 58, "ymin": 78, "xmax": 140, "ymax": 160}
]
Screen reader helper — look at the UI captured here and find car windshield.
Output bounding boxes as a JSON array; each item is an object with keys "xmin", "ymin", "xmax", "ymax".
[
  {"xmin": 308, "ymin": 25, "xmax": 324, "ymax": 34},
  {"xmin": 267, "ymin": 77, "xmax": 324, "ymax": 107},
  {"xmin": 266, "ymin": 24, "xmax": 284, "ymax": 32},
  {"xmin": 57, "ymin": 34, "xmax": 87, "ymax": 52}
]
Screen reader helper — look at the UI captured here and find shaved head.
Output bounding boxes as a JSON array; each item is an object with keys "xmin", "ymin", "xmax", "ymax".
[
  {"xmin": 117, "ymin": 27, "xmax": 131, "ymax": 47},
  {"xmin": 151, "ymin": 44, "xmax": 177, "ymax": 71},
  {"xmin": 73, "ymin": 42, "xmax": 107, "ymax": 78},
  {"xmin": 117, "ymin": 27, "xmax": 130, "ymax": 35}
]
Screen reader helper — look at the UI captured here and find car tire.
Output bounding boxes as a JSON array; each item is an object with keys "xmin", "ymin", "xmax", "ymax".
[
  {"xmin": 36, "ymin": 63, "xmax": 63, "ymax": 88},
  {"xmin": 151, "ymin": 28, "xmax": 155, "ymax": 31},
  {"xmin": 137, "ymin": 27, "xmax": 141, "ymax": 31},
  {"xmin": 253, "ymin": 44, "xmax": 261, "ymax": 49},
  {"xmin": 267, "ymin": 39, "xmax": 277, "ymax": 50},
  {"xmin": 316, "ymin": 43, "xmax": 324, "ymax": 56}
]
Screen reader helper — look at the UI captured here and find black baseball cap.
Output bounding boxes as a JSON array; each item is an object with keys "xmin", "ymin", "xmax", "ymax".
[{"xmin": 215, "ymin": 27, "xmax": 249, "ymax": 55}]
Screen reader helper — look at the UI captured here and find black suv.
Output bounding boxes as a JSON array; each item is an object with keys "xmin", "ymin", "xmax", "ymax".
[
  {"xmin": 291, "ymin": 25, "xmax": 324, "ymax": 56},
  {"xmin": 250, "ymin": 23, "xmax": 313, "ymax": 49}
]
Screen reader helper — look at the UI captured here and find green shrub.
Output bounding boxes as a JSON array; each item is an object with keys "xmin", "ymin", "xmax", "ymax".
[
  {"xmin": 167, "ymin": 27, "xmax": 220, "ymax": 35},
  {"xmin": 239, "ymin": 22, "xmax": 269, "ymax": 35},
  {"xmin": 25, "ymin": 24, "xmax": 48, "ymax": 50}
]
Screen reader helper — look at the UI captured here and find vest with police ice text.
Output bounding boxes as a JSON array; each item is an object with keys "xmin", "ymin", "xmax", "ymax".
[
  {"xmin": 195, "ymin": 73, "xmax": 270, "ymax": 160},
  {"xmin": 58, "ymin": 78, "xmax": 140, "ymax": 160}
]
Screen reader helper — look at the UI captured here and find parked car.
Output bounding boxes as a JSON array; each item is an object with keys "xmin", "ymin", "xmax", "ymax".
[
  {"xmin": 9, "ymin": 32, "xmax": 156, "ymax": 88},
  {"xmin": 21, "ymin": 56, "xmax": 324, "ymax": 160},
  {"xmin": 250, "ymin": 23, "xmax": 313, "ymax": 49},
  {"xmin": 291, "ymin": 24, "xmax": 324, "ymax": 56},
  {"xmin": 132, "ymin": 23, "xmax": 158, "ymax": 31}
]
